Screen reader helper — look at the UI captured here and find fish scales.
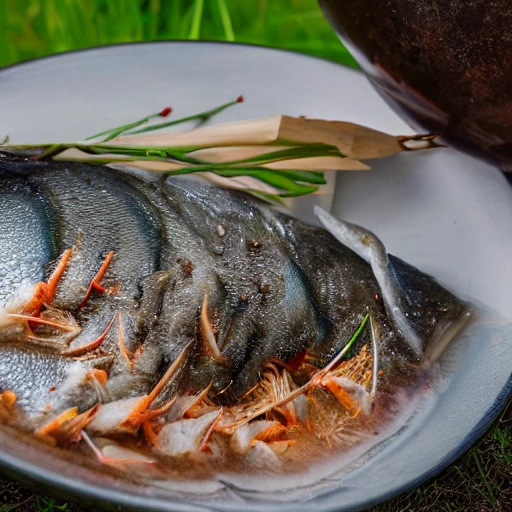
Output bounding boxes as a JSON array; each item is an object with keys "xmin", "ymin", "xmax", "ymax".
[
  {"xmin": 26, "ymin": 165, "xmax": 169, "ymax": 405},
  {"xmin": 162, "ymin": 179, "xmax": 322, "ymax": 397},
  {"xmin": 266, "ymin": 214, "xmax": 380, "ymax": 360},
  {"xmin": 118, "ymin": 174, "xmax": 223, "ymax": 396},
  {"xmin": 0, "ymin": 346, "xmax": 70, "ymax": 415},
  {"xmin": 0, "ymin": 171, "xmax": 57, "ymax": 307},
  {"xmin": 0, "ymin": 155, "xmax": 469, "ymax": 476},
  {"xmin": 25, "ymin": 164, "xmax": 163, "ymax": 308}
]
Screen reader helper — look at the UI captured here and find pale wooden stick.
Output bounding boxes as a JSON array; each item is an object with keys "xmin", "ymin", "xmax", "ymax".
[{"xmin": 112, "ymin": 115, "xmax": 403, "ymax": 160}]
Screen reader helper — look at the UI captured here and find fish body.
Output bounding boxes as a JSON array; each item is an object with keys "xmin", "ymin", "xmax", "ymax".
[
  {"xmin": 0, "ymin": 154, "xmax": 468, "ymax": 473},
  {"xmin": 0, "ymin": 172, "xmax": 57, "ymax": 307}
]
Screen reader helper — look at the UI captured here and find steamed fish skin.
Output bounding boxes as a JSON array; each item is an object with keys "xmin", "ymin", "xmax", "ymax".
[
  {"xmin": 0, "ymin": 171, "xmax": 57, "ymax": 308},
  {"xmin": 161, "ymin": 179, "xmax": 323, "ymax": 398},
  {"xmin": 0, "ymin": 154, "xmax": 468, "ymax": 468}
]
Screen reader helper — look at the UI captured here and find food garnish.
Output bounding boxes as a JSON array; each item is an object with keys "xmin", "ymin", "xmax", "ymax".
[{"xmin": 2, "ymin": 96, "xmax": 441, "ymax": 202}]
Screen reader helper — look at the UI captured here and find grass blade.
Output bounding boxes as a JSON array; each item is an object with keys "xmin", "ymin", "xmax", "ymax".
[
  {"xmin": 128, "ymin": 97, "xmax": 243, "ymax": 134},
  {"xmin": 216, "ymin": 0, "xmax": 235, "ymax": 41},
  {"xmin": 188, "ymin": 0, "xmax": 204, "ymax": 40}
]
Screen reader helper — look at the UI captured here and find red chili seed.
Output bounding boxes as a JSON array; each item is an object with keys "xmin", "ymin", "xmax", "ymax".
[{"xmin": 159, "ymin": 107, "xmax": 172, "ymax": 117}]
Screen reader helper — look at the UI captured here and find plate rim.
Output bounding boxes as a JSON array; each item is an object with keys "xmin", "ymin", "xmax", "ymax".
[
  {"xmin": 0, "ymin": 38, "xmax": 353, "ymax": 74},
  {"xmin": 0, "ymin": 40, "xmax": 511, "ymax": 512}
]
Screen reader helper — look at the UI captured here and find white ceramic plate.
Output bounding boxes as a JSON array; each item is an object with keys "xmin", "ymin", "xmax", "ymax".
[{"xmin": 0, "ymin": 42, "xmax": 511, "ymax": 512}]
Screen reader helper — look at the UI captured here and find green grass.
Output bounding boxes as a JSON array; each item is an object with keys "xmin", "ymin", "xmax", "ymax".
[
  {"xmin": 373, "ymin": 409, "xmax": 512, "ymax": 512},
  {"xmin": 0, "ymin": 0, "xmax": 357, "ymax": 68}
]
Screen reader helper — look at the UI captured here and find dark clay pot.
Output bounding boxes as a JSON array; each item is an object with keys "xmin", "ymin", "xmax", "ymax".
[{"xmin": 319, "ymin": 0, "xmax": 512, "ymax": 169}]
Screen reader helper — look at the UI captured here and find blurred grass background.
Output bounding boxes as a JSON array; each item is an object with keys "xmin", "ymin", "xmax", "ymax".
[
  {"xmin": 0, "ymin": 0, "xmax": 357, "ymax": 68},
  {"xmin": 0, "ymin": 1, "xmax": 511, "ymax": 511}
]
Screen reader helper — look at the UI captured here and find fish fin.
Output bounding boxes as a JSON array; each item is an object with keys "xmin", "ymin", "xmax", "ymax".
[
  {"xmin": 154, "ymin": 409, "xmax": 222, "ymax": 457},
  {"xmin": 79, "ymin": 251, "xmax": 114, "ymax": 309},
  {"xmin": 35, "ymin": 405, "xmax": 99, "ymax": 446},
  {"xmin": 387, "ymin": 255, "xmax": 471, "ymax": 361},
  {"xmin": 62, "ymin": 314, "xmax": 116, "ymax": 357},
  {"xmin": 314, "ymin": 207, "xmax": 424, "ymax": 357},
  {"xmin": 82, "ymin": 431, "xmax": 156, "ymax": 466},
  {"xmin": 200, "ymin": 294, "xmax": 224, "ymax": 361},
  {"xmin": 21, "ymin": 247, "xmax": 74, "ymax": 317}
]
